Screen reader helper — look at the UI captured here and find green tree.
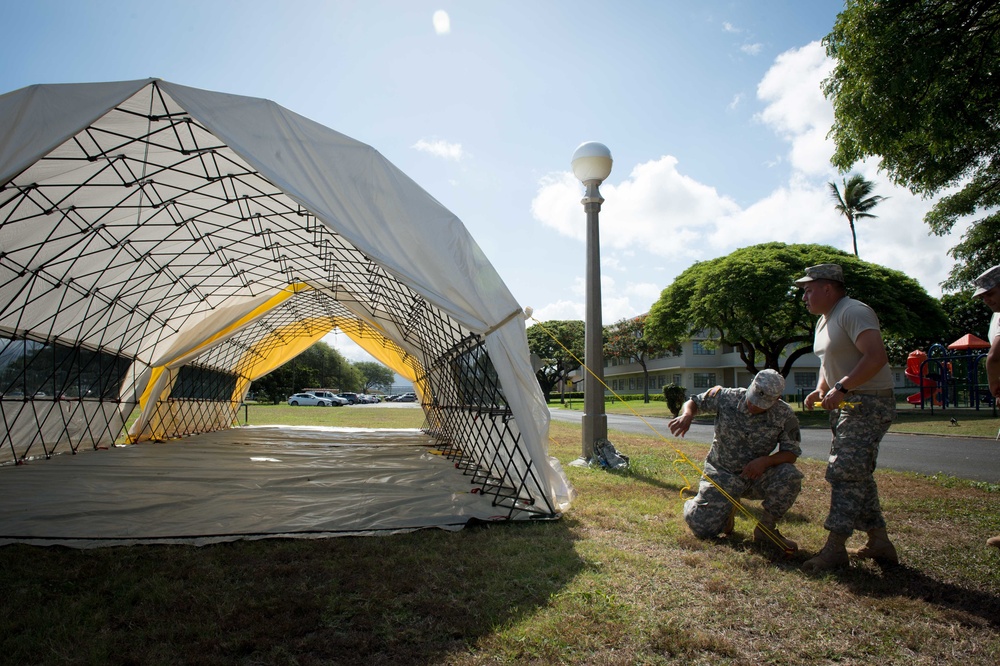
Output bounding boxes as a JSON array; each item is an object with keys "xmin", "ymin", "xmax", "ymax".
[
  {"xmin": 354, "ymin": 361, "xmax": 395, "ymax": 394},
  {"xmin": 645, "ymin": 243, "xmax": 947, "ymax": 376},
  {"xmin": 823, "ymin": 0, "xmax": 1000, "ymax": 287},
  {"xmin": 828, "ymin": 174, "xmax": 886, "ymax": 258},
  {"xmin": 251, "ymin": 340, "xmax": 360, "ymax": 403},
  {"xmin": 525, "ymin": 320, "xmax": 585, "ymax": 402},
  {"xmin": 604, "ymin": 314, "xmax": 672, "ymax": 403}
]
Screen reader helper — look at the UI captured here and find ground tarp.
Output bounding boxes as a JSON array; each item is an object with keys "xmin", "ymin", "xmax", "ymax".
[{"xmin": 0, "ymin": 425, "xmax": 532, "ymax": 548}]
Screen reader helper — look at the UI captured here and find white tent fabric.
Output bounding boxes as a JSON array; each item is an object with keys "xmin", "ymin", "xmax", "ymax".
[{"xmin": 0, "ymin": 79, "xmax": 573, "ymax": 538}]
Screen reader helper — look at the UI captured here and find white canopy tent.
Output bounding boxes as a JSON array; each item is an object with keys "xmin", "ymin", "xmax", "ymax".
[{"xmin": 0, "ymin": 79, "xmax": 572, "ymax": 542}]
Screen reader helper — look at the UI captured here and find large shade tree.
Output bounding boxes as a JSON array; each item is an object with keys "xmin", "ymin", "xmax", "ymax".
[
  {"xmin": 354, "ymin": 361, "xmax": 396, "ymax": 394},
  {"xmin": 823, "ymin": 0, "xmax": 1000, "ymax": 289},
  {"xmin": 645, "ymin": 243, "xmax": 947, "ymax": 376},
  {"xmin": 526, "ymin": 320, "xmax": 585, "ymax": 402},
  {"xmin": 828, "ymin": 173, "xmax": 886, "ymax": 258}
]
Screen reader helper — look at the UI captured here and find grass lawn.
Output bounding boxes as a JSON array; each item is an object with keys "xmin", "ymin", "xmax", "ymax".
[{"xmin": 2, "ymin": 407, "xmax": 998, "ymax": 664}]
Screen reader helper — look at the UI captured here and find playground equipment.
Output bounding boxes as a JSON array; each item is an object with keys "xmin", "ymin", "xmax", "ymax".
[
  {"xmin": 906, "ymin": 334, "xmax": 995, "ymax": 411},
  {"xmin": 904, "ymin": 350, "xmax": 941, "ymax": 406}
]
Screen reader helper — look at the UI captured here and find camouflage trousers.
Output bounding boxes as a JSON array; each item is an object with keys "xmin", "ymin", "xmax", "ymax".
[
  {"xmin": 823, "ymin": 394, "xmax": 896, "ymax": 534},
  {"xmin": 684, "ymin": 461, "xmax": 803, "ymax": 539}
]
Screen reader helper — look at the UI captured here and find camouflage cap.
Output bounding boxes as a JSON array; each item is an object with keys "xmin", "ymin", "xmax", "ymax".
[
  {"xmin": 746, "ymin": 369, "xmax": 785, "ymax": 410},
  {"xmin": 794, "ymin": 263, "xmax": 844, "ymax": 286},
  {"xmin": 972, "ymin": 264, "xmax": 1000, "ymax": 298}
]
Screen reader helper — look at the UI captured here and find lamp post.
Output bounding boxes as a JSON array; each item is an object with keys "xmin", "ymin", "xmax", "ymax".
[{"xmin": 571, "ymin": 141, "xmax": 612, "ymax": 463}]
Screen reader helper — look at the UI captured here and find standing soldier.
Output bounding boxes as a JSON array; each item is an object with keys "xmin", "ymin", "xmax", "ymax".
[
  {"xmin": 798, "ymin": 263, "xmax": 898, "ymax": 572},
  {"xmin": 668, "ymin": 369, "xmax": 802, "ymax": 553},
  {"xmin": 971, "ymin": 264, "xmax": 1000, "ymax": 548}
]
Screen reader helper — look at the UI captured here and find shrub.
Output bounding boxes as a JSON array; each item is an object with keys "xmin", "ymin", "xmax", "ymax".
[{"xmin": 662, "ymin": 383, "xmax": 686, "ymax": 416}]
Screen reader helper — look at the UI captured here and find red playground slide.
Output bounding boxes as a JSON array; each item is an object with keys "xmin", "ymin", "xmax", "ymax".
[{"xmin": 904, "ymin": 350, "xmax": 941, "ymax": 405}]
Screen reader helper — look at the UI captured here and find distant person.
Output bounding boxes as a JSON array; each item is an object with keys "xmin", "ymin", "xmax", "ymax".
[
  {"xmin": 972, "ymin": 264, "xmax": 1000, "ymax": 549},
  {"xmin": 668, "ymin": 369, "xmax": 802, "ymax": 553},
  {"xmin": 798, "ymin": 264, "xmax": 898, "ymax": 572}
]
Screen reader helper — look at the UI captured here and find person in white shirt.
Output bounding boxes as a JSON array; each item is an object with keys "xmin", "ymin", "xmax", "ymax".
[
  {"xmin": 797, "ymin": 263, "xmax": 898, "ymax": 572},
  {"xmin": 972, "ymin": 264, "xmax": 1000, "ymax": 549}
]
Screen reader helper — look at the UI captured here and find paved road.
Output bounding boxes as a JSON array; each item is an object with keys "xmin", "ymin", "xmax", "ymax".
[{"xmin": 549, "ymin": 409, "xmax": 1000, "ymax": 483}]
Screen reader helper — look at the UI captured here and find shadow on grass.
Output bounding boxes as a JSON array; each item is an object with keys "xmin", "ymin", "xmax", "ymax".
[
  {"xmin": 835, "ymin": 562, "xmax": 1000, "ymax": 629},
  {"xmin": 0, "ymin": 519, "xmax": 585, "ymax": 665}
]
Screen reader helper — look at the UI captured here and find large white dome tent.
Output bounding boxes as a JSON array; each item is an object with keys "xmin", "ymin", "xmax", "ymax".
[{"xmin": 0, "ymin": 78, "xmax": 572, "ymax": 545}]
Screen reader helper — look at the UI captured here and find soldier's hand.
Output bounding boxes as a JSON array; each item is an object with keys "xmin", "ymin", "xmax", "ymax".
[
  {"xmin": 740, "ymin": 456, "xmax": 769, "ymax": 480},
  {"xmin": 668, "ymin": 414, "xmax": 692, "ymax": 438},
  {"xmin": 803, "ymin": 389, "xmax": 821, "ymax": 411}
]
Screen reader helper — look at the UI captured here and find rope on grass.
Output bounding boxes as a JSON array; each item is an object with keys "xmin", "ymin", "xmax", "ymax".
[{"xmin": 529, "ymin": 315, "xmax": 795, "ymax": 556}]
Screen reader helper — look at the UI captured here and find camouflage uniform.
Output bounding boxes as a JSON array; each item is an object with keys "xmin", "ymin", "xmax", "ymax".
[
  {"xmin": 824, "ymin": 394, "xmax": 896, "ymax": 534},
  {"xmin": 683, "ymin": 386, "xmax": 803, "ymax": 538}
]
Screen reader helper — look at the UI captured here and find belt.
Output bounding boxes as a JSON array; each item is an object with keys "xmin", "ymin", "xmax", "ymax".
[{"xmin": 847, "ymin": 388, "xmax": 894, "ymax": 398}]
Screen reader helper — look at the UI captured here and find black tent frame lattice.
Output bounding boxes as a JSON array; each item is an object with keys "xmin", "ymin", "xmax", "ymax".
[{"xmin": 0, "ymin": 80, "xmax": 557, "ymax": 521}]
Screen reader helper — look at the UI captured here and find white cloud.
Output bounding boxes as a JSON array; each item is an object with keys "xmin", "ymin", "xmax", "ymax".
[
  {"xmin": 741, "ymin": 42, "xmax": 763, "ymax": 56},
  {"xmin": 755, "ymin": 41, "xmax": 835, "ymax": 176},
  {"xmin": 412, "ymin": 138, "xmax": 464, "ymax": 161},
  {"xmin": 723, "ymin": 22, "xmax": 741, "ymax": 33},
  {"xmin": 530, "ymin": 274, "xmax": 664, "ymax": 325},
  {"xmin": 532, "ymin": 156, "xmax": 741, "ymax": 259},
  {"xmin": 532, "ymin": 299, "xmax": 583, "ymax": 323},
  {"xmin": 321, "ymin": 332, "xmax": 374, "ymax": 363},
  {"xmin": 728, "ymin": 92, "xmax": 744, "ymax": 110},
  {"xmin": 528, "ymin": 38, "xmax": 962, "ymax": 326},
  {"xmin": 433, "ymin": 10, "xmax": 450, "ymax": 35}
]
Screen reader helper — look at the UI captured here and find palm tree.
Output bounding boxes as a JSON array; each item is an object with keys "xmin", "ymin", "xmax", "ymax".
[{"xmin": 828, "ymin": 174, "xmax": 887, "ymax": 258}]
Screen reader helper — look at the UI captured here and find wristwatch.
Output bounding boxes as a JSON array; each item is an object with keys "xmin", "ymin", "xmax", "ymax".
[{"xmin": 834, "ymin": 381, "xmax": 847, "ymax": 393}]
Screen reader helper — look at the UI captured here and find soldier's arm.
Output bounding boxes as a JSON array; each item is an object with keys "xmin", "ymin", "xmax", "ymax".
[
  {"xmin": 987, "ymin": 336, "xmax": 1000, "ymax": 398},
  {"xmin": 741, "ymin": 414, "xmax": 801, "ymax": 479},
  {"xmin": 668, "ymin": 399, "xmax": 699, "ymax": 438}
]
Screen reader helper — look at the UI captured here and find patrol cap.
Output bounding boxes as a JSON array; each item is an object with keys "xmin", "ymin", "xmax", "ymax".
[
  {"xmin": 746, "ymin": 369, "xmax": 785, "ymax": 410},
  {"xmin": 794, "ymin": 263, "xmax": 844, "ymax": 286},
  {"xmin": 972, "ymin": 264, "xmax": 1000, "ymax": 297}
]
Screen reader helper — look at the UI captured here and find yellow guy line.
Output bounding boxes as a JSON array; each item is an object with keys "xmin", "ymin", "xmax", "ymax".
[{"xmin": 530, "ymin": 316, "xmax": 795, "ymax": 556}]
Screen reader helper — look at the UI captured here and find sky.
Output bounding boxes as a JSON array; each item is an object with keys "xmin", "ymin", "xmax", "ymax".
[{"xmin": 1, "ymin": 1, "xmax": 968, "ymax": 374}]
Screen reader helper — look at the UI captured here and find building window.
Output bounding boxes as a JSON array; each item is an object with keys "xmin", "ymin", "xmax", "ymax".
[
  {"xmin": 693, "ymin": 372, "xmax": 716, "ymax": 389},
  {"xmin": 794, "ymin": 372, "xmax": 817, "ymax": 388},
  {"xmin": 672, "ymin": 373, "xmax": 682, "ymax": 386},
  {"xmin": 692, "ymin": 341, "xmax": 715, "ymax": 355}
]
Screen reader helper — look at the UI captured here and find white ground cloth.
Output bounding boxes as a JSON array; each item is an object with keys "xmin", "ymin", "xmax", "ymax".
[{"xmin": 0, "ymin": 426, "xmax": 524, "ymax": 548}]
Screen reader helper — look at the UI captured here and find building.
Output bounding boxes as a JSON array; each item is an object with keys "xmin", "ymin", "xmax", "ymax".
[{"xmin": 597, "ymin": 332, "xmax": 910, "ymax": 404}]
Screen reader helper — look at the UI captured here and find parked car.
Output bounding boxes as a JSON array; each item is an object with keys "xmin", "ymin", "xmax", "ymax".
[
  {"xmin": 397, "ymin": 393, "xmax": 417, "ymax": 403},
  {"xmin": 287, "ymin": 393, "xmax": 333, "ymax": 407},
  {"xmin": 337, "ymin": 392, "xmax": 359, "ymax": 404},
  {"xmin": 306, "ymin": 391, "xmax": 348, "ymax": 406}
]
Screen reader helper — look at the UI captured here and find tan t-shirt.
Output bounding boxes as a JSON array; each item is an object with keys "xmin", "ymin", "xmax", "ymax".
[{"xmin": 813, "ymin": 296, "xmax": 894, "ymax": 391}]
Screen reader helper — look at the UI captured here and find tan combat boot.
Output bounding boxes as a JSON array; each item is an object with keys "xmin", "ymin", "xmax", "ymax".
[
  {"xmin": 802, "ymin": 531, "xmax": 850, "ymax": 572},
  {"xmin": 722, "ymin": 505, "xmax": 736, "ymax": 536},
  {"xmin": 753, "ymin": 512, "xmax": 798, "ymax": 553},
  {"xmin": 848, "ymin": 527, "xmax": 899, "ymax": 565},
  {"xmin": 987, "ymin": 535, "xmax": 1000, "ymax": 549}
]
